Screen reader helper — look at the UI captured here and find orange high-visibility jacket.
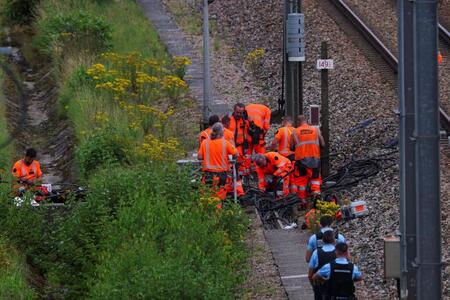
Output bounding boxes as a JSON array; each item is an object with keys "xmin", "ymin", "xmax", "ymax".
[
  {"xmin": 198, "ymin": 127, "xmax": 212, "ymax": 147},
  {"xmin": 12, "ymin": 159, "xmax": 42, "ymax": 182},
  {"xmin": 198, "ymin": 138, "xmax": 237, "ymax": 172},
  {"xmin": 274, "ymin": 126, "xmax": 295, "ymax": 157},
  {"xmin": 224, "ymin": 128, "xmax": 235, "ymax": 145},
  {"xmin": 199, "ymin": 127, "xmax": 234, "ymax": 148},
  {"xmin": 256, "ymin": 152, "xmax": 293, "ymax": 188},
  {"xmin": 245, "ymin": 104, "xmax": 271, "ymax": 132},
  {"xmin": 229, "ymin": 115, "xmax": 248, "ymax": 149},
  {"xmin": 291, "ymin": 124, "xmax": 321, "ymax": 161}
]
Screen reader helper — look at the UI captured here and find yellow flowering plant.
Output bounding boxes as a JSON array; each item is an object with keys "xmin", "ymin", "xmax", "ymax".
[
  {"xmin": 83, "ymin": 51, "xmax": 188, "ymax": 162},
  {"xmin": 244, "ymin": 48, "xmax": 265, "ymax": 77},
  {"xmin": 307, "ymin": 200, "xmax": 341, "ymax": 234}
]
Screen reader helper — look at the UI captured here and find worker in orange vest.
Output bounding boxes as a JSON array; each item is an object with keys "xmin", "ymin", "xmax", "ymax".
[
  {"xmin": 220, "ymin": 115, "xmax": 236, "ymax": 146},
  {"xmin": 254, "ymin": 152, "xmax": 293, "ymax": 197},
  {"xmin": 269, "ymin": 115, "xmax": 295, "ymax": 160},
  {"xmin": 438, "ymin": 51, "xmax": 443, "ymax": 65},
  {"xmin": 290, "ymin": 115, "xmax": 325, "ymax": 200},
  {"xmin": 198, "ymin": 115, "xmax": 220, "ymax": 148},
  {"xmin": 12, "ymin": 148, "xmax": 43, "ymax": 187},
  {"xmin": 246, "ymin": 103, "xmax": 271, "ymax": 155},
  {"xmin": 222, "ymin": 115, "xmax": 245, "ymax": 196},
  {"xmin": 198, "ymin": 123, "xmax": 238, "ymax": 203},
  {"xmin": 228, "ymin": 103, "xmax": 251, "ymax": 177}
]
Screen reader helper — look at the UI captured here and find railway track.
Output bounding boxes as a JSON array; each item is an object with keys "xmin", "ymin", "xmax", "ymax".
[{"xmin": 322, "ymin": 0, "xmax": 450, "ymax": 134}]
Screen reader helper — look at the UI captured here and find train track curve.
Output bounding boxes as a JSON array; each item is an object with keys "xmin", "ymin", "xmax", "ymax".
[{"xmin": 325, "ymin": 0, "xmax": 450, "ymax": 134}]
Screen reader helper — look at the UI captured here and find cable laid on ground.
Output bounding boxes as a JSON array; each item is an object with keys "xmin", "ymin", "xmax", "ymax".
[{"xmin": 245, "ymin": 150, "xmax": 398, "ymax": 229}]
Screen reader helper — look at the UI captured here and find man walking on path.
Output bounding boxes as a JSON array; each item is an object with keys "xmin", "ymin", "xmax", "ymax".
[
  {"xmin": 313, "ymin": 242, "xmax": 363, "ymax": 300},
  {"xmin": 306, "ymin": 215, "xmax": 346, "ymax": 263},
  {"xmin": 308, "ymin": 230, "xmax": 337, "ymax": 300}
]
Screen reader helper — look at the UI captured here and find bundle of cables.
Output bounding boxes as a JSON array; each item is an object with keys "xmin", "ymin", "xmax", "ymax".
[
  {"xmin": 241, "ymin": 188, "xmax": 300, "ymax": 229},
  {"xmin": 241, "ymin": 150, "xmax": 398, "ymax": 229},
  {"xmin": 322, "ymin": 150, "xmax": 398, "ymax": 192}
]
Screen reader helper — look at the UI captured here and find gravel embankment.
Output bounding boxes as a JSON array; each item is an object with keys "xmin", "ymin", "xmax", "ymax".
[
  {"xmin": 209, "ymin": 0, "xmax": 449, "ymax": 298},
  {"xmin": 440, "ymin": 0, "xmax": 450, "ymax": 29},
  {"xmin": 344, "ymin": 0, "xmax": 450, "ymax": 118}
]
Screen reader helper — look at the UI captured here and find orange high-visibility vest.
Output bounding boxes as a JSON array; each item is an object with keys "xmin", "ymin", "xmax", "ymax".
[
  {"xmin": 438, "ymin": 52, "xmax": 443, "ymax": 64},
  {"xmin": 198, "ymin": 138, "xmax": 237, "ymax": 172},
  {"xmin": 12, "ymin": 159, "xmax": 42, "ymax": 182},
  {"xmin": 229, "ymin": 115, "xmax": 248, "ymax": 149},
  {"xmin": 275, "ymin": 126, "xmax": 294, "ymax": 157},
  {"xmin": 198, "ymin": 127, "xmax": 212, "ymax": 147},
  {"xmin": 256, "ymin": 152, "xmax": 292, "ymax": 177},
  {"xmin": 224, "ymin": 128, "xmax": 235, "ymax": 145},
  {"xmin": 292, "ymin": 124, "xmax": 321, "ymax": 161},
  {"xmin": 245, "ymin": 104, "xmax": 271, "ymax": 132}
]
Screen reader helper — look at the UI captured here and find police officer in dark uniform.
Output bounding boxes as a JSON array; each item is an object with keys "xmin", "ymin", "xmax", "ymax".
[
  {"xmin": 313, "ymin": 242, "xmax": 363, "ymax": 300},
  {"xmin": 308, "ymin": 230, "xmax": 337, "ymax": 300}
]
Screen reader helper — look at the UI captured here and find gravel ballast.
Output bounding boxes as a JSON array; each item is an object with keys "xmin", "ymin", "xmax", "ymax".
[
  {"xmin": 162, "ymin": 0, "xmax": 449, "ymax": 297},
  {"xmin": 208, "ymin": 0, "xmax": 449, "ymax": 297}
]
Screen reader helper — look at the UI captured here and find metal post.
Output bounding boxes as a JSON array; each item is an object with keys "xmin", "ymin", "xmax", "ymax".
[
  {"xmin": 284, "ymin": 0, "xmax": 292, "ymax": 119},
  {"xmin": 398, "ymin": 0, "xmax": 417, "ymax": 298},
  {"xmin": 292, "ymin": 62, "xmax": 299, "ymax": 126},
  {"xmin": 413, "ymin": 0, "xmax": 441, "ymax": 299},
  {"xmin": 320, "ymin": 42, "xmax": 330, "ymax": 178},
  {"xmin": 297, "ymin": 0, "xmax": 303, "ymax": 117},
  {"xmin": 202, "ymin": 0, "xmax": 211, "ymax": 127}
]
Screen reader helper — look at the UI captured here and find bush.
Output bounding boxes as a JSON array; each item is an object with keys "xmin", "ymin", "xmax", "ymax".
[
  {"xmin": 87, "ymin": 165, "xmax": 249, "ymax": 299},
  {"xmin": 75, "ymin": 128, "xmax": 130, "ymax": 179},
  {"xmin": 34, "ymin": 10, "xmax": 112, "ymax": 57},
  {"xmin": 0, "ymin": 0, "xmax": 40, "ymax": 25},
  {"xmin": 0, "ymin": 236, "xmax": 35, "ymax": 299}
]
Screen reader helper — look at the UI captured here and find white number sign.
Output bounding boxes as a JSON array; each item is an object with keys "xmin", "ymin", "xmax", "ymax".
[{"xmin": 316, "ymin": 59, "xmax": 334, "ymax": 70}]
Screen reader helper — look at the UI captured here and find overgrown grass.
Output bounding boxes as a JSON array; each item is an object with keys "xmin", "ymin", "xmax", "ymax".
[
  {"xmin": 0, "ymin": 236, "xmax": 35, "ymax": 299},
  {"xmin": 0, "ymin": 60, "xmax": 35, "ymax": 299},
  {"xmin": 0, "ymin": 0, "xmax": 249, "ymax": 298}
]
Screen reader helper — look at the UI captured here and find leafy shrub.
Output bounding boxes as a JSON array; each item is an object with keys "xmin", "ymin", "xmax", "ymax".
[
  {"xmin": 87, "ymin": 165, "xmax": 249, "ymax": 299},
  {"xmin": 0, "ymin": 0, "xmax": 40, "ymax": 25},
  {"xmin": 34, "ymin": 10, "xmax": 112, "ymax": 56},
  {"xmin": 75, "ymin": 128, "xmax": 130, "ymax": 179}
]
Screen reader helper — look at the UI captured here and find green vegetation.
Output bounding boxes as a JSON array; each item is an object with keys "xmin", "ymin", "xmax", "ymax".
[
  {"xmin": 0, "ymin": 0, "xmax": 40, "ymax": 25},
  {"xmin": 0, "ymin": 236, "xmax": 35, "ymax": 299},
  {"xmin": 0, "ymin": 0, "xmax": 249, "ymax": 298},
  {"xmin": 34, "ymin": 10, "xmax": 112, "ymax": 56},
  {"xmin": 0, "ymin": 61, "xmax": 35, "ymax": 298}
]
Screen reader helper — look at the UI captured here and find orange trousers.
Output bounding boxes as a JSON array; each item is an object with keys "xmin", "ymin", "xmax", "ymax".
[
  {"xmin": 261, "ymin": 175, "xmax": 290, "ymax": 197},
  {"xmin": 201, "ymin": 172, "xmax": 228, "ymax": 201},
  {"xmin": 290, "ymin": 168, "xmax": 322, "ymax": 200}
]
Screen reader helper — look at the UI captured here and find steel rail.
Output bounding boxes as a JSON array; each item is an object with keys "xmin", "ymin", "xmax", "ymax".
[
  {"xmin": 329, "ymin": 0, "xmax": 450, "ymax": 133},
  {"xmin": 439, "ymin": 23, "xmax": 450, "ymax": 45}
]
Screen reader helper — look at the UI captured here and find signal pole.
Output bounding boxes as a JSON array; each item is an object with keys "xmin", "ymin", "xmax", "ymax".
[
  {"xmin": 284, "ymin": 0, "xmax": 305, "ymax": 126},
  {"xmin": 202, "ymin": 0, "xmax": 211, "ymax": 127}
]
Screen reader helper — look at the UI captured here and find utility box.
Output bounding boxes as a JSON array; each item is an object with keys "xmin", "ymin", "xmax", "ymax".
[
  {"xmin": 286, "ymin": 13, "xmax": 305, "ymax": 62},
  {"xmin": 384, "ymin": 236, "xmax": 401, "ymax": 279}
]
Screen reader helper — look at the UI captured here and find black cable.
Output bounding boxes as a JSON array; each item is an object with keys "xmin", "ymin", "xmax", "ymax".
[{"xmin": 244, "ymin": 150, "xmax": 398, "ymax": 228}]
